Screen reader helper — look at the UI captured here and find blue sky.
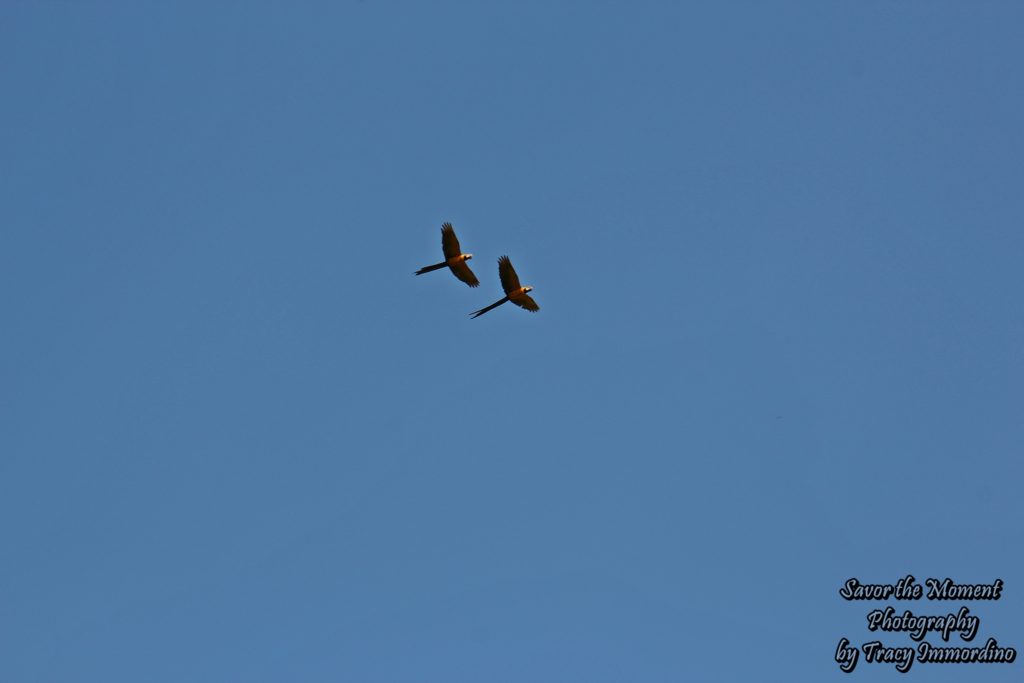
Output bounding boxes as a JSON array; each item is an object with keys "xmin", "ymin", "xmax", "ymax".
[{"xmin": 2, "ymin": 2, "xmax": 1022, "ymax": 681}]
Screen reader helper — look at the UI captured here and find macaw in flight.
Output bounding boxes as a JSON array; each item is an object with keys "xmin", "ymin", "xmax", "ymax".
[
  {"xmin": 470, "ymin": 256, "xmax": 539, "ymax": 318},
  {"xmin": 414, "ymin": 223, "xmax": 480, "ymax": 287}
]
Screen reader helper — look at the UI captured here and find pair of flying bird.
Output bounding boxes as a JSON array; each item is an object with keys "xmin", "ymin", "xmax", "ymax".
[{"xmin": 415, "ymin": 223, "xmax": 539, "ymax": 318}]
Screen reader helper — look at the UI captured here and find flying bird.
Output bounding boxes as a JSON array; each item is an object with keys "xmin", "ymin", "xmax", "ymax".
[
  {"xmin": 414, "ymin": 222, "xmax": 479, "ymax": 287},
  {"xmin": 470, "ymin": 256, "xmax": 539, "ymax": 318}
]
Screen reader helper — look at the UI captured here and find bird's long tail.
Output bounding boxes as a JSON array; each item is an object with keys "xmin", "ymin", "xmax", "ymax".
[
  {"xmin": 470, "ymin": 296, "xmax": 509, "ymax": 318},
  {"xmin": 414, "ymin": 262, "xmax": 447, "ymax": 276}
]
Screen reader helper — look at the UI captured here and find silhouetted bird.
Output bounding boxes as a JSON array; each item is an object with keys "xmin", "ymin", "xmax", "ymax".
[
  {"xmin": 414, "ymin": 222, "xmax": 479, "ymax": 287},
  {"xmin": 470, "ymin": 256, "xmax": 539, "ymax": 318}
]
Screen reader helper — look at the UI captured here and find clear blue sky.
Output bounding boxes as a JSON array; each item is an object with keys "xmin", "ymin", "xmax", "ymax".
[{"xmin": 2, "ymin": 3, "xmax": 1022, "ymax": 681}]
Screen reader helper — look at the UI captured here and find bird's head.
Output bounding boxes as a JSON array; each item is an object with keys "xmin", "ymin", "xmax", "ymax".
[
  {"xmin": 463, "ymin": 253, "xmax": 473, "ymax": 261},
  {"xmin": 524, "ymin": 286, "xmax": 533, "ymax": 293}
]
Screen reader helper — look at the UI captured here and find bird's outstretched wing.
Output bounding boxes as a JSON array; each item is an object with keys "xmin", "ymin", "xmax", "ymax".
[
  {"xmin": 441, "ymin": 223, "xmax": 462, "ymax": 259},
  {"xmin": 498, "ymin": 255, "xmax": 522, "ymax": 294},
  {"xmin": 511, "ymin": 294, "xmax": 540, "ymax": 312},
  {"xmin": 449, "ymin": 260, "xmax": 480, "ymax": 287}
]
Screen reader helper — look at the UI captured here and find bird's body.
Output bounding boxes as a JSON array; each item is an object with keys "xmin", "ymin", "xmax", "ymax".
[
  {"xmin": 470, "ymin": 256, "xmax": 539, "ymax": 318},
  {"xmin": 415, "ymin": 223, "xmax": 479, "ymax": 287}
]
